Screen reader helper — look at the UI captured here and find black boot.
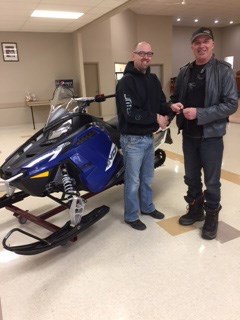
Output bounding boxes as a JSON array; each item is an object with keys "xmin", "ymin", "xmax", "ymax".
[
  {"xmin": 179, "ymin": 195, "xmax": 205, "ymax": 226},
  {"xmin": 202, "ymin": 205, "xmax": 221, "ymax": 240}
]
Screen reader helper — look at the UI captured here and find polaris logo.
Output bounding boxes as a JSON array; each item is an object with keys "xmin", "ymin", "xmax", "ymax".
[{"xmin": 106, "ymin": 143, "xmax": 117, "ymax": 171}]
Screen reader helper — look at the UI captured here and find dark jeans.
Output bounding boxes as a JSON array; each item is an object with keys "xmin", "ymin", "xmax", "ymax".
[{"xmin": 182, "ymin": 135, "xmax": 224, "ymax": 209}]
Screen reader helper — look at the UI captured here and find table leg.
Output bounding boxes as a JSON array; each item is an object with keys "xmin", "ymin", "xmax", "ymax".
[{"xmin": 30, "ymin": 106, "xmax": 35, "ymax": 129}]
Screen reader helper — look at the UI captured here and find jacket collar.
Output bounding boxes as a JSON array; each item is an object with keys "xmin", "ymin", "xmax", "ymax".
[{"xmin": 190, "ymin": 54, "xmax": 215, "ymax": 69}]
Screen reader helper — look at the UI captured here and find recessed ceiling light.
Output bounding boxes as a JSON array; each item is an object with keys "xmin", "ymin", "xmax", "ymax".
[
  {"xmin": 177, "ymin": 18, "xmax": 181, "ymax": 22},
  {"xmin": 230, "ymin": 21, "xmax": 234, "ymax": 24},
  {"xmin": 214, "ymin": 20, "xmax": 219, "ymax": 24},
  {"xmin": 194, "ymin": 19, "xmax": 199, "ymax": 23},
  {"xmin": 31, "ymin": 10, "xmax": 84, "ymax": 19}
]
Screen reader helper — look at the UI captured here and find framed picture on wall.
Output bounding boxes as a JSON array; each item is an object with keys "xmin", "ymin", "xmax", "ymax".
[{"xmin": 1, "ymin": 42, "xmax": 19, "ymax": 62}]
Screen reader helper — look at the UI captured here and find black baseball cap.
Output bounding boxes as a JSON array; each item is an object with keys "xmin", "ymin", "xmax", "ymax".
[{"xmin": 191, "ymin": 27, "xmax": 214, "ymax": 43}]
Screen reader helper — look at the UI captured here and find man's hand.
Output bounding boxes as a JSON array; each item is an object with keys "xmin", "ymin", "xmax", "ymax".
[
  {"xmin": 183, "ymin": 108, "xmax": 197, "ymax": 120},
  {"xmin": 170, "ymin": 102, "xmax": 184, "ymax": 114},
  {"xmin": 157, "ymin": 114, "xmax": 169, "ymax": 130}
]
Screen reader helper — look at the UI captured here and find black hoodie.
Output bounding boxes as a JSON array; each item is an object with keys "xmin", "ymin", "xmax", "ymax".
[{"xmin": 116, "ymin": 61, "xmax": 171, "ymax": 135}]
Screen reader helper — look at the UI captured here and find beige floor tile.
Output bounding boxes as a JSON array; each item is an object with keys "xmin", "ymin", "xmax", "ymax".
[{"xmin": 157, "ymin": 215, "xmax": 196, "ymax": 236}]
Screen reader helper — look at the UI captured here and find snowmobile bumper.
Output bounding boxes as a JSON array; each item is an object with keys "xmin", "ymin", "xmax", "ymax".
[{"xmin": 2, "ymin": 205, "xmax": 109, "ymax": 255}]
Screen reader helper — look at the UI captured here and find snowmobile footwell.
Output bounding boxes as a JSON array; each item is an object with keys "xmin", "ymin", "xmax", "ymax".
[{"xmin": 2, "ymin": 205, "xmax": 109, "ymax": 255}]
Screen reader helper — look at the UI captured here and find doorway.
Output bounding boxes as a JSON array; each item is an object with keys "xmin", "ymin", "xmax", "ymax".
[
  {"xmin": 150, "ymin": 64, "xmax": 163, "ymax": 83},
  {"xmin": 84, "ymin": 63, "xmax": 101, "ymax": 117}
]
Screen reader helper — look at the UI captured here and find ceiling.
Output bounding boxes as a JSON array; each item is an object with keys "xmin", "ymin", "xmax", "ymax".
[
  {"xmin": 0, "ymin": 0, "xmax": 131, "ymax": 33},
  {"xmin": 0, "ymin": 0, "xmax": 240, "ymax": 33},
  {"xmin": 131, "ymin": 0, "xmax": 240, "ymax": 28}
]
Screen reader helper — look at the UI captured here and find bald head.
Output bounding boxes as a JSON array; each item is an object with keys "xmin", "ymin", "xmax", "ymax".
[{"xmin": 133, "ymin": 41, "xmax": 151, "ymax": 52}]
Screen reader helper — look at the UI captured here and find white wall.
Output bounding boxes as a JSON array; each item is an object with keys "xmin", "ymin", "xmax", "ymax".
[
  {"xmin": 0, "ymin": 32, "xmax": 78, "ymax": 126},
  {"xmin": 80, "ymin": 19, "xmax": 116, "ymax": 118},
  {"xmin": 111, "ymin": 10, "xmax": 137, "ymax": 63},
  {"xmin": 136, "ymin": 15, "xmax": 172, "ymax": 96},
  {"xmin": 221, "ymin": 24, "xmax": 240, "ymax": 73}
]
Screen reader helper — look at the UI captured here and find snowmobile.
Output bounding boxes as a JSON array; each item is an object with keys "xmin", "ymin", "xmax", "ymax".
[{"xmin": 0, "ymin": 85, "xmax": 172, "ymax": 255}]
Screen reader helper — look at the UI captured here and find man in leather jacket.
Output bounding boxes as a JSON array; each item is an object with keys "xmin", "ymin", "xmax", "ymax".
[{"xmin": 170, "ymin": 27, "xmax": 238, "ymax": 240}]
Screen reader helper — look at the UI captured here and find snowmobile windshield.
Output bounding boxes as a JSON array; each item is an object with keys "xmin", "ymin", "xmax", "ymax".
[
  {"xmin": 44, "ymin": 86, "xmax": 95, "ymax": 140},
  {"xmin": 45, "ymin": 86, "xmax": 78, "ymax": 128}
]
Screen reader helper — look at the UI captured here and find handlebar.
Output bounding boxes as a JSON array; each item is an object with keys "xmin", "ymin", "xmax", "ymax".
[
  {"xmin": 75, "ymin": 93, "xmax": 115, "ymax": 106},
  {"xmin": 94, "ymin": 93, "xmax": 115, "ymax": 102}
]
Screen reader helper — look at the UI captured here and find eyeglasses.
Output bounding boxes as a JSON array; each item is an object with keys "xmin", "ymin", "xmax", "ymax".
[{"xmin": 133, "ymin": 51, "xmax": 154, "ymax": 57}]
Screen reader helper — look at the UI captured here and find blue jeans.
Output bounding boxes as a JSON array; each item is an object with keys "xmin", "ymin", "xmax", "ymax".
[
  {"xmin": 182, "ymin": 135, "xmax": 224, "ymax": 209},
  {"xmin": 120, "ymin": 134, "xmax": 155, "ymax": 222}
]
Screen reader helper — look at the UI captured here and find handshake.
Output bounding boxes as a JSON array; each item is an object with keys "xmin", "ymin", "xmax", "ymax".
[{"xmin": 170, "ymin": 103, "xmax": 197, "ymax": 120}]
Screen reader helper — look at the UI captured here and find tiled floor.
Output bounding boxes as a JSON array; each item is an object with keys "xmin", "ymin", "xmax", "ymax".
[{"xmin": 0, "ymin": 120, "xmax": 240, "ymax": 320}]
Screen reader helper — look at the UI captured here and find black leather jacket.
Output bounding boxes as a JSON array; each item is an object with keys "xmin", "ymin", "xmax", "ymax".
[{"xmin": 171, "ymin": 55, "xmax": 238, "ymax": 138}]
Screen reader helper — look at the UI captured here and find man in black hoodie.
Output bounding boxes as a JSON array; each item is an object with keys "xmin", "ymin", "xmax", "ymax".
[{"xmin": 116, "ymin": 41, "xmax": 171, "ymax": 230}]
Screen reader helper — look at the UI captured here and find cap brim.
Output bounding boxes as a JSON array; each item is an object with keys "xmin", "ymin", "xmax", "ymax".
[{"xmin": 191, "ymin": 33, "xmax": 213, "ymax": 42}]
